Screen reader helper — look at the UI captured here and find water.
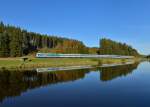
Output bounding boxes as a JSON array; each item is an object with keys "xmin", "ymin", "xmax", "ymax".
[{"xmin": 0, "ymin": 62, "xmax": 150, "ymax": 107}]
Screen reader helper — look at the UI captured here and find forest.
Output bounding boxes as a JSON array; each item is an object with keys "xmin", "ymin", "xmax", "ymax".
[
  {"xmin": 99, "ymin": 38, "xmax": 139, "ymax": 56},
  {"xmin": 0, "ymin": 21, "xmax": 139, "ymax": 57},
  {"xmin": 0, "ymin": 22, "xmax": 89, "ymax": 57}
]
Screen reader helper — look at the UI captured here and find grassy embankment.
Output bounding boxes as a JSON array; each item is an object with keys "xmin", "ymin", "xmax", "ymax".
[{"xmin": 0, "ymin": 57, "xmax": 135, "ymax": 70}]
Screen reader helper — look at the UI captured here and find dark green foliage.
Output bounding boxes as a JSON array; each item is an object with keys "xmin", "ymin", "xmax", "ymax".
[
  {"xmin": 146, "ymin": 55, "xmax": 150, "ymax": 58},
  {"xmin": 0, "ymin": 32, "xmax": 10, "ymax": 57},
  {"xmin": 99, "ymin": 38, "xmax": 139, "ymax": 56},
  {"xmin": 9, "ymin": 28, "xmax": 23, "ymax": 57},
  {"xmin": 0, "ymin": 21, "xmax": 88, "ymax": 57},
  {"xmin": 88, "ymin": 47, "xmax": 99, "ymax": 54}
]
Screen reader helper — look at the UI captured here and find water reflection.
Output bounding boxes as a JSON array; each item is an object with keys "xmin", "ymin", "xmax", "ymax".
[
  {"xmin": 0, "ymin": 69, "xmax": 91, "ymax": 102},
  {"xmin": 0, "ymin": 63, "xmax": 139, "ymax": 103},
  {"xmin": 99, "ymin": 63, "xmax": 139, "ymax": 81}
]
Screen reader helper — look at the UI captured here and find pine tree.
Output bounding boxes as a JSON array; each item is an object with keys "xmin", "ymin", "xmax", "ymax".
[{"xmin": 0, "ymin": 32, "xmax": 10, "ymax": 57}]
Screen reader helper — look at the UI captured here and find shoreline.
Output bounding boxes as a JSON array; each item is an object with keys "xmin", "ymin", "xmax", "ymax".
[
  {"xmin": 0, "ymin": 57, "xmax": 139, "ymax": 71},
  {"xmin": 36, "ymin": 61, "xmax": 135, "ymax": 72}
]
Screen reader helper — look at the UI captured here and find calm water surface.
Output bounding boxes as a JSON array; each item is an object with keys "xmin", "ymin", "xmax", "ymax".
[{"xmin": 0, "ymin": 62, "xmax": 150, "ymax": 107}]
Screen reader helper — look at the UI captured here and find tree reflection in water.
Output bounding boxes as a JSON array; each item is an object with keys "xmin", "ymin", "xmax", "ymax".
[
  {"xmin": 0, "ymin": 69, "xmax": 90, "ymax": 102},
  {"xmin": 0, "ymin": 63, "xmax": 139, "ymax": 102},
  {"xmin": 99, "ymin": 63, "xmax": 139, "ymax": 81}
]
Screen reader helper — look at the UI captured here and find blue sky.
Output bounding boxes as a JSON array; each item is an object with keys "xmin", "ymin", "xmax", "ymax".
[{"xmin": 0, "ymin": 0, "xmax": 150, "ymax": 54}]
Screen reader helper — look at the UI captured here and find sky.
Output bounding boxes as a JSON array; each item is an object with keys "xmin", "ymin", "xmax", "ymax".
[{"xmin": 0, "ymin": 0, "xmax": 150, "ymax": 55}]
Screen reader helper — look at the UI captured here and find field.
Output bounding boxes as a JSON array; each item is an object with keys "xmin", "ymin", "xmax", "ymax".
[{"xmin": 0, "ymin": 57, "xmax": 134, "ymax": 70}]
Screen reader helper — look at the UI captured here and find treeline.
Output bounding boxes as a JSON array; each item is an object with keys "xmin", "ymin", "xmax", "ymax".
[
  {"xmin": 0, "ymin": 21, "xmax": 140, "ymax": 57},
  {"xmin": 0, "ymin": 22, "xmax": 88, "ymax": 57},
  {"xmin": 99, "ymin": 38, "xmax": 139, "ymax": 56}
]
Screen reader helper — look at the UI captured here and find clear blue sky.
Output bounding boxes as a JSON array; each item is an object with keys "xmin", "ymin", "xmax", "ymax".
[{"xmin": 0, "ymin": 0, "xmax": 150, "ymax": 54}]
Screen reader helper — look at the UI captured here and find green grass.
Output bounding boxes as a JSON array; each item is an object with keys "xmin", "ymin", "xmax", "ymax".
[{"xmin": 0, "ymin": 57, "xmax": 133, "ymax": 70}]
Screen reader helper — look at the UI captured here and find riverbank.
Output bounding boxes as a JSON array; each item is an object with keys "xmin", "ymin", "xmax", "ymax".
[
  {"xmin": 36, "ymin": 61, "xmax": 135, "ymax": 72},
  {"xmin": 0, "ymin": 57, "xmax": 137, "ymax": 70}
]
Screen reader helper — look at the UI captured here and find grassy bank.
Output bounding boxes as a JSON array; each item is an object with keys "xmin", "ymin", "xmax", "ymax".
[{"xmin": 0, "ymin": 57, "xmax": 134, "ymax": 70}]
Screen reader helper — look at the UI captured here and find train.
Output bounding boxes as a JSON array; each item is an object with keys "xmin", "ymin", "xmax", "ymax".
[{"xmin": 36, "ymin": 53, "xmax": 134, "ymax": 59}]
